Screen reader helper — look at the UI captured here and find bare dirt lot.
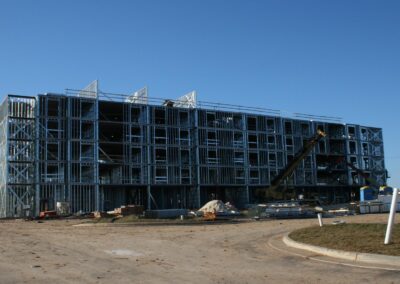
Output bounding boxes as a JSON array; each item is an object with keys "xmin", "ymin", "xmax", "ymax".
[{"xmin": 0, "ymin": 214, "xmax": 399, "ymax": 284}]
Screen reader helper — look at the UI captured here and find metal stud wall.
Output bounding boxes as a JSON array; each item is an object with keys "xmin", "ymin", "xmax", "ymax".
[
  {"xmin": 0, "ymin": 96, "xmax": 36, "ymax": 217},
  {"xmin": 0, "ymin": 86, "xmax": 388, "ymax": 217}
]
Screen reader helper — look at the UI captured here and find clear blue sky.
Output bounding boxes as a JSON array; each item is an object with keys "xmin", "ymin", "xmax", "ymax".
[{"xmin": 1, "ymin": 0, "xmax": 399, "ymax": 185}]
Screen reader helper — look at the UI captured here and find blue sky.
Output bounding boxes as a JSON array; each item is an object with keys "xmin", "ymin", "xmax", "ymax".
[{"xmin": 0, "ymin": 0, "xmax": 399, "ymax": 185}]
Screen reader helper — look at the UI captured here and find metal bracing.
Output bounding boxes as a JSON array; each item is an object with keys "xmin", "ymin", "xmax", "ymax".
[
  {"xmin": 0, "ymin": 104, "xmax": 8, "ymax": 218},
  {"xmin": 125, "ymin": 86, "xmax": 148, "ymax": 104},
  {"xmin": 35, "ymin": 95, "xmax": 68, "ymax": 213},
  {"xmin": 68, "ymin": 95, "xmax": 98, "ymax": 212},
  {"xmin": 0, "ymin": 96, "xmax": 37, "ymax": 217},
  {"xmin": 344, "ymin": 125, "xmax": 387, "ymax": 186},
  {"xmin": 174, "ymin": 91, "xmax": 196, "ymax": 108},
  {"xmin": 78, "ymin": 80, "xmax": 98, "ymax": 99}
]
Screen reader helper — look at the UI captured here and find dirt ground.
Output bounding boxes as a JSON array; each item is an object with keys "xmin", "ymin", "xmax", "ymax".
[{"xmin": 0, "ymin": 214, "xmax": 399, "ymax": 284}]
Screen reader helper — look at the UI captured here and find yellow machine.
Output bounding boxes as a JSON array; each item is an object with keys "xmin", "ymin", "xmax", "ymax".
[{"xmin": 266, "ymin": 130, "xmax": 326, "ymax": 195}]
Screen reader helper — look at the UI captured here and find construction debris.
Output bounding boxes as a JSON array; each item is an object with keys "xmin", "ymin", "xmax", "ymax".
[
  {"xmin": 56, "ymin": 202, "xmax": 70, "ymax": 216},
  {"xmin": 39, "ymin": 210, "xmax": 58, "ymax": 219},
  {"xmin": 115, "ymin": 205, "xmax": 144, "ymax": 216},
  {"xmin": 198, "ymin": 200, "xmax": 239, "ymax": 214},
  {"xmin": 105, "ymin": 205, "xmax": 144, "ymax": 217},
  {"xmin": 94, "ymin": 211, "xmax": 111, "ymax": 219},
  {"xmin": 197, "ymin": 200, "xmax": 240, "ymax": 220},
  {"xmin": 203, "ymin": 211, "xmax": 217, "ymax": 221}
]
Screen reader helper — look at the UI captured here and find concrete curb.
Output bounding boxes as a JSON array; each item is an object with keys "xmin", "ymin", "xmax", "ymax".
[{"xmin": 283, "ymin": 233, "xmax": 400, "ymax": 267}]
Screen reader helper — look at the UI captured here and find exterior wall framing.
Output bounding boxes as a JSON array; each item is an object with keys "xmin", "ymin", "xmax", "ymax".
[
  {"xmin": 0, "ymin": 96, "xmax": 36, "ymax": 217},
  {"xmin": 0, "ymin": 88, "xmax": 388, "ymax": 217}
]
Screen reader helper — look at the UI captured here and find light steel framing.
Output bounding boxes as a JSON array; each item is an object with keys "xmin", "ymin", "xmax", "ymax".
[
  {"xmin": 0, "ymin": 84, "xmax": 388, "ymax": 217},
  {"xmin": 0, "ymin": 96, "xmax": 36, "ymax": 217}
]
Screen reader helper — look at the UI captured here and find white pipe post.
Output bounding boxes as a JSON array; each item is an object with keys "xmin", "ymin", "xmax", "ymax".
[
  {"xmin": 384, "ymin": 188, "xmax": 398, "ymax": 245},
  {"xmin": 317, "ymin": 213, "xmax": 323, "ymax": 227}
]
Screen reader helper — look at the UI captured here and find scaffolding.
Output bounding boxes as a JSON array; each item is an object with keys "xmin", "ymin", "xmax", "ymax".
[{"xmin": 0, "ymin": 82, "xmax": 388, "ymax": 217}]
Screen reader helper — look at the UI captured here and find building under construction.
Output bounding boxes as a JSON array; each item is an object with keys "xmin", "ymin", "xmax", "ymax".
[{"xmin": 0, "ymin": 81, "xmax": 387, "ymax": 217}]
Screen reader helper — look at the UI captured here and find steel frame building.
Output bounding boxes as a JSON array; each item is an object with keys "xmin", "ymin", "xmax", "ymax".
[{"xmin": 0, "ymin": 81, "xmax": 387, "ymax": 217}]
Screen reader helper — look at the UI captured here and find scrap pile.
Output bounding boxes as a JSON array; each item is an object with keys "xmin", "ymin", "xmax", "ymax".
[
  {"xmin": 39, "ymin": 202, "xmax": 71, "ymax": 219},
  {"xmin": 114, "ymin": 205, "xmax": 144, "ymax": 216},
  {"xmin": 94, "ymin": 205, "xmax": 144, "ymax": 218},
  {"xmin": 197, "ymin": 200, "xmax": 240, "ymax": 220}
]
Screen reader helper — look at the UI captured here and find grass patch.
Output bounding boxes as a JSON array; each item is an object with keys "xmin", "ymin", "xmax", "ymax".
[{"xmin": 290, "ymin": 223, "xmax": 400, "ymax": 256}]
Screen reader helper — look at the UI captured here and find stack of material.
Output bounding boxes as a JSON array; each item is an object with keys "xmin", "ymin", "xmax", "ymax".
[
  {"xmin": 264, "ymin": 201, "xmax": 316, "ymax": 219},
  {"xmin": 113, "ymin": 205, "xmax": 144, "ymax": 216},
  {"xmin": 327, "ymin": 208, "xmax": 350, "ymax": 216}
]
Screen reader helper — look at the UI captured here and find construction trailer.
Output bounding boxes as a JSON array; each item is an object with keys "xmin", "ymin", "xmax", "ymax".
[{"xmin": 0, "ymin": 81, "xmax": 387, "ymax": 217}]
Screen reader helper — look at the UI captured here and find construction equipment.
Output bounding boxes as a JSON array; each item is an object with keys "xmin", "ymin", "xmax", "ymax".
[
  {"xmin": 333, "ymin": 157, "xmax": 394, "ymax": 214},
  {"xmin": 266, "ymin": 129, "xmax": 326, "ymax": 197},
  {"xmin": 251, "ymin": 130, "xmax": 326, "ymax": 217},
  {"xmin": 344, "ymin": 159, "xmax": 380, "ymax": 187}
]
